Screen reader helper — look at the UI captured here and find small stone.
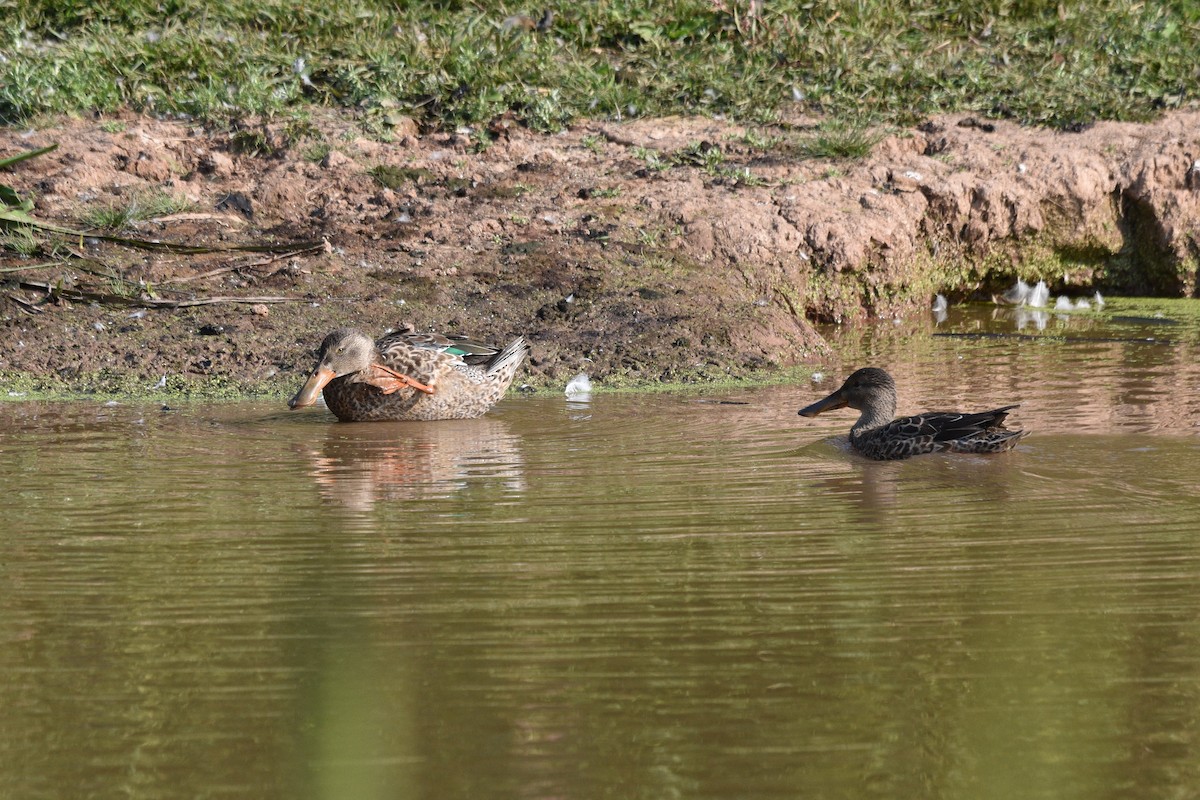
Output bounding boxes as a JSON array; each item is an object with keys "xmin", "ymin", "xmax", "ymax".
[
  {"xmin": 250, "ymin": 304, "xmax": 270, "ymax": 317},
  {"xmin": 320, "ymin": 150, "xmax": 357, "ymax": 171},
  {"xmin": 215, "ymin": 192, "xmax": 253, "ymax": 218},
  {"xmin": 200, "ymin": 151, "xmax": 234, "ymax": 178},
  {"xmin": 383, "ymin": 114, "xmax": 420, "ymax": 138},
  {"xmin": 888, "ymin": 169, "xmax": 921, "ymax": 192}
]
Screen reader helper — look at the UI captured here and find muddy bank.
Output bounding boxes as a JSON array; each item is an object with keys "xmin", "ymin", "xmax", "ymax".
[{"xmin": 2, "ymin": 110, "xmax": 1198, "ymax": 395}]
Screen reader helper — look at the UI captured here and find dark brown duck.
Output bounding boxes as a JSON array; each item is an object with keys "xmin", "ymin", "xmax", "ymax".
[{"xmin": 799, "ymin": 367, "xmax": 1028, "ymax": 460}]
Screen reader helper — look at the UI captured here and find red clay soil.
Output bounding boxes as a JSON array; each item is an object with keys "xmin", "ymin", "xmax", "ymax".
[{"xmin": 1, "ymin": 109, "xmax": 1198, "ymax": 395}]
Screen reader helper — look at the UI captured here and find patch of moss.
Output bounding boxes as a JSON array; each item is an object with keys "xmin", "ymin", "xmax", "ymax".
[
  {"xmin": 1102, "ymin": 296, "xmax": 1200, "ymax": 323},
  {"xmin": 365, "ymin": 272, "xmax": 439, "ymax": 302},
  {"xmin": 369, "ymin": 165, "xmax": 435, "ymax": 189},
  {"xmin": 0, "ymin": 361, "xmax": 823, "ymax": 402},
  {"xmin": 0, "ymin": 369, "xmax": 298, "ymax": 403},
  {"xmin": 795, "ymin": 226, "xmax": 1143, "ymax": 323},
  {"xmin": 579, "ymin": 363, "xmax": 816, "ymax": 394}
]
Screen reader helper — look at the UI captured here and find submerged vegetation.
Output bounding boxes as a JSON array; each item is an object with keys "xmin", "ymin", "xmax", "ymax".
[{"xmin": 1, "ymin": 0, "xmax": 1197, "ymax": 131}]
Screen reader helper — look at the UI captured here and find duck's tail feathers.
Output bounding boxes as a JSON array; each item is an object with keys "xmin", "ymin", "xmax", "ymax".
[{"xmin": 486, "ymin": 336, "xmax": 531, "ymax": 375}]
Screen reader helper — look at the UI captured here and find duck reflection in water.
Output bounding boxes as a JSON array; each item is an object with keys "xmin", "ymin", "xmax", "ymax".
[{"xmin": 301, "ymin": 417, "xmax": 525, "ymax": 511}]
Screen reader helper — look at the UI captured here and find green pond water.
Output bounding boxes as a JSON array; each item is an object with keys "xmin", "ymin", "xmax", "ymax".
[{"xmin": 3, "ymin": 300, "xmax": 1200, "ymax": 799}]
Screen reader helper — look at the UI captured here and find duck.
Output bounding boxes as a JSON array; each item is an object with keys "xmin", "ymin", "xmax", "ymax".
[
  {"xmin": 289, "ymin": 326, "xmax": 530, "ymax": 421},
  {"xmin": 798, "ymin": 367, "xmax": 1028, "ymax": 460}
]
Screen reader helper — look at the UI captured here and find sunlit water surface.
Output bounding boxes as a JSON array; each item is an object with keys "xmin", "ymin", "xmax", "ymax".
[{"xmin": 3, "ymin": 302, "xmax": 1200, "ymax": 799}]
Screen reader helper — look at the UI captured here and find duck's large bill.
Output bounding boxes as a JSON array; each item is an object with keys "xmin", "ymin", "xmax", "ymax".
[
  {"xmin": 289, "ymin": 367, "xmax": 335, "ymax": 409},
  {"xmin": 798, "ymin": 391, "xmax": 847, "ymax": 417}
]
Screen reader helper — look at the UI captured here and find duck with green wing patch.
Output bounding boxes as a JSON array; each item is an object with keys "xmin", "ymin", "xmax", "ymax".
[{"xmin": 289, "ymin": 326, "xmax": 529, "ymax": 422}]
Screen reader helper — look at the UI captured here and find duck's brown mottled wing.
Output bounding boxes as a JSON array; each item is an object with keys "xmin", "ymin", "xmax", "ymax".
[
  {"xmin": 373, "ymin": 341, "xmax": 459, "ymax": 388},
  {"xmin": 855, "ymin": 405, "xmax": 1024, "ymax": 460},
  {"xmin": 377, "ymin": 330, "xmax": 500, "ymax": 365},
  {"xmin": 945, "ymin": 428, "xmax": 1029, "ymax": 454},
  {"xmin": 895, "ymin": 405, "xmax": 1019, "ymax": 442}
]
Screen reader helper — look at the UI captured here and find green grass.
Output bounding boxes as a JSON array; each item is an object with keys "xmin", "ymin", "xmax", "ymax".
[
  {"xmin": 0, "ymin": 227, "xmax": 41, "ymax": 257},
  {"xmin": 1, "ymin": 1, "xmax": 1197, "ymax": 132},
  {"xmin": 301, "ymin": 141, "xmax": 333, "ymax": 163},
  {"xmin": 792, "ymin": 121, "xmax": 884, "ymax": 160},
  {"xmin": 82, "ymin": 191, "xmax": 195, "ymax": 231}
]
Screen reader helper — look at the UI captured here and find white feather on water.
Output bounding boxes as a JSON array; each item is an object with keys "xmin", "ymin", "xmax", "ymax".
[
  {"xmin": 1002, "ymin": 279, "xmax": 1031, "ymax": 305},
  {"xmin": 932, "ymin": 293, "xmax": 948, "ymax": 323},
  {"xmin": 1028, "ymin": 280, "xmax": 1049, "ymax": 308},
  {"xmin": 1003, "ymin": 280, "xmax": 1105, "ymax": 312},
  {"xmin": 565, "ymin": 373, "xmax": 592, "ymax": 397}
]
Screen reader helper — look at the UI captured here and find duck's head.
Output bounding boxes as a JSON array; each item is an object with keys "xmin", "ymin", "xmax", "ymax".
[
  {"xmin": 798, "ymin": 367, "xmax": 898, "ymax": 418},
  {"xmin": 288, "ymin": 328, "xmax": 377, "ymax": 409}
]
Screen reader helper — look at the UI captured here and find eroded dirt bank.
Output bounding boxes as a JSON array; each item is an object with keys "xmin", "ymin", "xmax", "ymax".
[{"xmin": 2, "ymin": 110, "xmax": 1198, "ymax": 395}]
